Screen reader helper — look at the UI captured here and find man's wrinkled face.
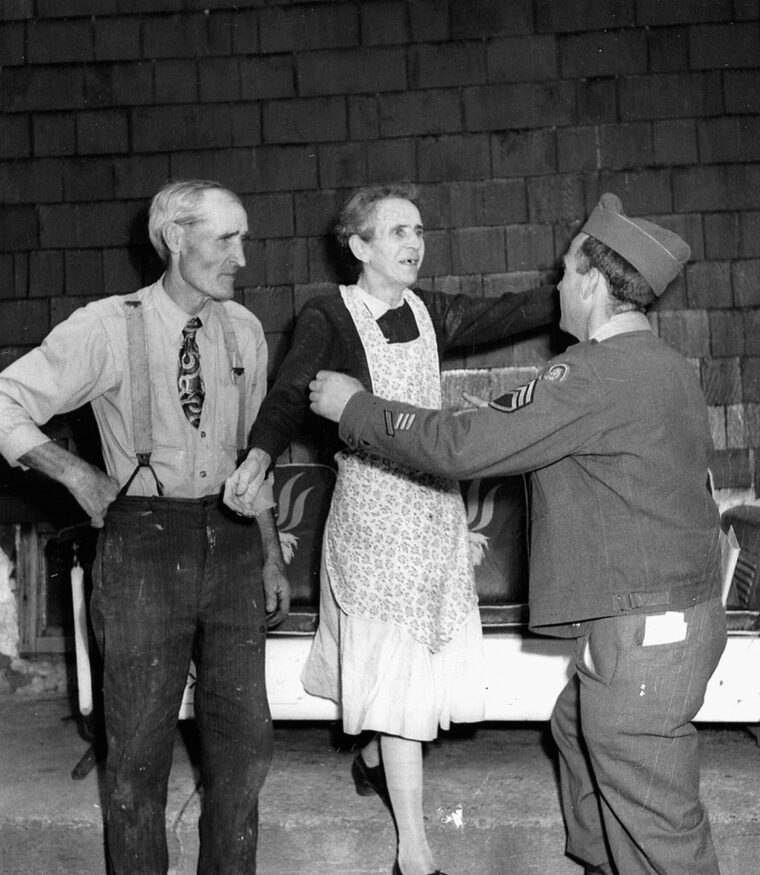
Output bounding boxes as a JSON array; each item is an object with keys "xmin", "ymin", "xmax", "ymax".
[
  {"xmin": 176, "ymin": 189, "xmax": 249, "ymax": 304},
  {"xmin": 359, "ymin": 198, "xmax": 425, "ymax": 290}
]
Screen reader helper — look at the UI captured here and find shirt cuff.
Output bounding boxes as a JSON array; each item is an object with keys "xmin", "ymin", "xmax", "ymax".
[{"xmin": 0, "ymin": 426, "xmax": 53, "ymax": 468}]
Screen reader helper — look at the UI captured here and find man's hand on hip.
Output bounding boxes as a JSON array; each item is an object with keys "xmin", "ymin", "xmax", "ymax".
[
  {"xmin": 68, "ymin": 465, "xmax": 120, "ymax": 528},
  {"xmin": 19, "ymin": 441, "xmax": 119, "ymax": 528}
]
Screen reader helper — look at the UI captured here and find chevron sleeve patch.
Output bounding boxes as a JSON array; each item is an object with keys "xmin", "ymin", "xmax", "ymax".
[{"xmin": 488, "ymin": 379, "xmax": 537, "ymax": 413}]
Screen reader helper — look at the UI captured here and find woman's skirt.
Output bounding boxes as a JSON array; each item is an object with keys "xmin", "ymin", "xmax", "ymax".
[{"xmin": 301, "ymin": 562, "xmax": 486, "ymax": 742}]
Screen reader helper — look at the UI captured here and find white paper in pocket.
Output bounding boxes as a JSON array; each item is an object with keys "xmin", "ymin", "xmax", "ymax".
[{"xmin": 642, "ymin": 611, "xmax": 687, "ymax": 646}]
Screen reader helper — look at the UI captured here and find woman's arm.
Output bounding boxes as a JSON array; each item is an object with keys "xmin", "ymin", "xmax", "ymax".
[
  {"xmin": 421, "ymin": 284, "xmax": 558, "ymax": 353},
  {"xmin": 224, "ymin": 301, "xmax": 343, "ymax": 515},
  {"xmin": 250, "ymin": 306, "xmax": 337, "ymax": 460}
]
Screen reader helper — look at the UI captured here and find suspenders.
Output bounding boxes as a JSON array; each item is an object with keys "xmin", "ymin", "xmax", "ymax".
[
  {"xmin": 216, "ymin": 304, "xmax": 248, "ymax": 459},
  {"xmin": 120, "ymin": 298, "xmax": 247, "ymax": 497},
  {"xmin": 121, "ymin": 300, "xmax": 163, "ymax": 496}
]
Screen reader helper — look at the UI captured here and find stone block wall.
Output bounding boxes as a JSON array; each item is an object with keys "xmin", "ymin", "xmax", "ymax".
[{"xmin": 0, "ymin": 0, "xmax": 759, "ymax": 492}]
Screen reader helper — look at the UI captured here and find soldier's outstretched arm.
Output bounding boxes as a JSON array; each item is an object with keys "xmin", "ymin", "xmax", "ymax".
[{"xmin": 310, "ymin": 357, "xmax": 599, "ymax": 481}]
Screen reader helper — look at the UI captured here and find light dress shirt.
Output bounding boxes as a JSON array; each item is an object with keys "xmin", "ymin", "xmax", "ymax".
[{"xmin": 0, "ymin": 279, "xmax": 273, "ymax": 504}]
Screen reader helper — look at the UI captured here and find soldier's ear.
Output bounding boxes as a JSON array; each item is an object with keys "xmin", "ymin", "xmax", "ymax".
[{"xmin": 581, "ymin": 266, "xmax": 606, "ymax": 299}]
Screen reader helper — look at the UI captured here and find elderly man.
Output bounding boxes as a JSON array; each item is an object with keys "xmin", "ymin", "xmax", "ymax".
[
  {"xmin": 0, "ymin": 179, "xmax": 289, "ymax": 874},
  {"xmin": 309, "ymin": 194, "xmax": 726, "ymax": 875}
]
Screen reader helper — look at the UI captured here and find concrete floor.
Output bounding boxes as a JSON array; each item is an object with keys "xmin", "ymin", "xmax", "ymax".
[{"xmin": 1, "ymin": 695, "xmax": 759, "ymax": 875}]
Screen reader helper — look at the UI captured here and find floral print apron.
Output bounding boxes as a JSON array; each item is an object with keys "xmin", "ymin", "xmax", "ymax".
[{"xmin": 323, "ymin": 285, "xmax": 477, "ymax": 652}]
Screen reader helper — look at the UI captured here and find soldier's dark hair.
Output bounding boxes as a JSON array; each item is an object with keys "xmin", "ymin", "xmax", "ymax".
[{"xmin": 576, "ymin": 235, "xmax": 657, "ymax": 312}]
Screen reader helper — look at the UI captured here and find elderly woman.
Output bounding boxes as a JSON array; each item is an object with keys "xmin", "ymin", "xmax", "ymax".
[{"xmin": 226, "ymin": 183, "xmax": 556, "ymax": 875}]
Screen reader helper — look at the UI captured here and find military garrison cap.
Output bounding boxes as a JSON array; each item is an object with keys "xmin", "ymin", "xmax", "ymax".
[{"xmin": 582, "ymin": 193, "xmax": 690, "ymax": 296}]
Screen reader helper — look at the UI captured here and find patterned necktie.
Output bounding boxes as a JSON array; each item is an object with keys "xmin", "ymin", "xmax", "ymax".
[{"xmin": 178, "ymin": 316, "xmax": 204, "ymax": 428}]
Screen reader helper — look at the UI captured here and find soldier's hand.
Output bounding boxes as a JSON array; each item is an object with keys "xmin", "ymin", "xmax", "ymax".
[
  {"xmin": 309, "ymin": 370, "xmax": 364, "ymax": 422},
  {"xmin": 461, "ymin": 391, "xmax": 490, "ymax": 409}
]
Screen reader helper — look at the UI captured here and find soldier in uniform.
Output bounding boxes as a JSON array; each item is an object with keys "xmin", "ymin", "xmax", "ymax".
[{"xmin": 308, "ymin": 193, "xmax": 727, "ymax": 875}]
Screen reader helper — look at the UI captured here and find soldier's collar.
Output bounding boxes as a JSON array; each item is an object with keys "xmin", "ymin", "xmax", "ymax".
[{"xmin": 590, "ymin": 311, "xmax": 651, "ymax": 342}]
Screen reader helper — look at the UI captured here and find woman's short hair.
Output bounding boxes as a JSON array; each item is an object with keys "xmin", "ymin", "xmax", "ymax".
[
  {"xmin": 148, "ymin": 179, "xmax": 240, "ymax": 264},
  {"xmin": 576, "ymin": 234, "xmax": 657, "ymax": 312},
  {"xmin": 334, "ymin": 182, "xmax": 419, "ymax": 250}
]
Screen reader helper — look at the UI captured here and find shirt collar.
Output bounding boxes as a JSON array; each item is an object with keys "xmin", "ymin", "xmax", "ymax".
[
  {"xmin": 153, "ymin": 276, "xmax": 212, "ymax": 337},
  {"xmin": 590, "ymin": 310, "xmax": 652, "ymax": 343},
  {"xmin": 351, "ymin": 283, "xmax": 407, "ymax": 320}
]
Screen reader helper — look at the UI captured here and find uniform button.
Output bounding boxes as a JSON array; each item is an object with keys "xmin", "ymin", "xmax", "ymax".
[
  {"xmin": 200, "ymin": 471, "xmax": 207, "ymax": 478},
  {"xmin": 200, "ymin": 431, "xmax": 206, "ymax": 438}
]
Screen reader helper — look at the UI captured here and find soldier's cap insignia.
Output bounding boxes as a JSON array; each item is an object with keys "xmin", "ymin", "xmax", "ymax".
[
  {"xmin": 489, "ymin": 379, "xmax": 536, "ymax": 413},
  {"xmin": 540, "ymin": 363, "xmax": 569, "ymax": 382}
]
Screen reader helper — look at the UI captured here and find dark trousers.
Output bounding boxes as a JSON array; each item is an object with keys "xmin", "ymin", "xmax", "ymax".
[
  {"xmin": 90, "ymin": 495, "xmax": 273, "ymax": 875},
  {"xmin": 550, "ymin": 596, "xmax": 726, "ymax": 875}
]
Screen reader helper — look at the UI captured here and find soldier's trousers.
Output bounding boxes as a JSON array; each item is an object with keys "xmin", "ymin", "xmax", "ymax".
[{"xmin": 551, "ymin": 596, "xmax": 726, "ymax": 875}]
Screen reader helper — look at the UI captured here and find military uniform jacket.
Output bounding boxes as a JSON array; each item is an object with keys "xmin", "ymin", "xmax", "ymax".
[{"xmin": 338, "ymin": 327, "xmax": 722, "ymax": 636}]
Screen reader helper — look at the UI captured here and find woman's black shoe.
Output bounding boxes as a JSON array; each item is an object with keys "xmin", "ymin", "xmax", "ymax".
[{"xmin": 351, "ymin": 751, "xmax": 391, "ymax": 809}]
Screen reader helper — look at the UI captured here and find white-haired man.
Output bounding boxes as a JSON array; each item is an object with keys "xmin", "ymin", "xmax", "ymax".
[{"xmin": 0, "ymin": 179, "xmax": 289, "ymax": 873}]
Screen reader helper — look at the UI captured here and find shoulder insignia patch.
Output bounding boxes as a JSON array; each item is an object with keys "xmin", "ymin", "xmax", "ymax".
[
  {"xmin": 384, "ymin": 409, "xmax": 416, "ymax": 436},
  {"xmin": 489, "ymin": 379, "xmax": 537, "ymax": 413},
  {"xmin": 540, "ymin": 362, "xmax": 569, "ymax": 382}
]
